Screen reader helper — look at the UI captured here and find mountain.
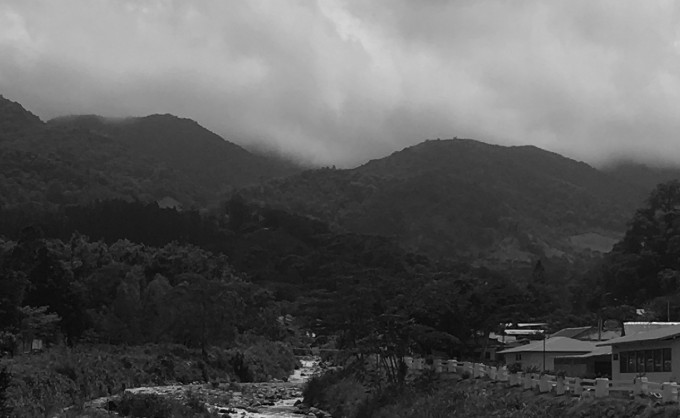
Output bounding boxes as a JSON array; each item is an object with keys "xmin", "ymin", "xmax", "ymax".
[
  {"xmin": 602, "ymin": 160, "xmax": 680, "ymax": 193},
  {"xmin": 0, "ymin": 95, "xmax": 300, "ymax": 210},
  {"xmin": 237, "ymin": 139, "xmax": 648, "ymax": 266},
  {"xmin": 48, "ymin": 113, "xmax": 298, "ymax": 192},
  {"xmin": 0, "ymin": 95, "xmax": 43, "ymax": 134}
]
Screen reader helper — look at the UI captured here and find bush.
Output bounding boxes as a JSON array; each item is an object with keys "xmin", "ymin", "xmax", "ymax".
[
  {"xmin": 0, "ymin": 366, "xmax": 11, "ymax": 417},
  {"xmin": 112, "ymin": 392, "xmax": 217, "ymax": 418}
]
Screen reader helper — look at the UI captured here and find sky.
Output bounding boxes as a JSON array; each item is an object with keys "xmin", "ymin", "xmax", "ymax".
[{"xmin": 1, "ymin": 0, "xmax": 680, "ymax": 167}]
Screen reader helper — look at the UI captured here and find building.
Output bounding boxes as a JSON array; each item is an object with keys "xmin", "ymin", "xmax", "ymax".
[
  {"xmin": 554, "ymin": 345, "xmax": 612, "ymax": 378},
  {"xmin": 597, "ymin": 323, "xmax": 680, "ymax": 382},
  {"xmin": 497, "ymin": 337, "xmax": 596, "ymax": 371}
]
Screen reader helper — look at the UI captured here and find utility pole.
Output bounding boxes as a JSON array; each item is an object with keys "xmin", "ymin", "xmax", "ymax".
[{"xmin": 542, "ymin": 335, "xmax": 546, "ymax": 372}]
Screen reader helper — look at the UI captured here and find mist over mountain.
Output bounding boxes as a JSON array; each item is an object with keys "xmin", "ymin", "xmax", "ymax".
[{"xmin": 0, "ymin": 95, "xmax": 300, "ymax": 210}]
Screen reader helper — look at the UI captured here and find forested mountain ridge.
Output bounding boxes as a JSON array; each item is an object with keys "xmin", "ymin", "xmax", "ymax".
[
  {"xmin": 0, "ymin": 95, "xmax": 300, "ymax": 210},
  {"xmin": 48, "ymin": 113, "xmax": 299, "ymax": 193},
  {"xmin": 237, "ymin": 139, "xmax": 651, "ymax": 266}
]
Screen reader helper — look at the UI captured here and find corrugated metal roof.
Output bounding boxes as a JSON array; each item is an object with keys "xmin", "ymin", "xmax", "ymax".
[
  {"xmin": 555, "ymin": 345, "xmax": 612, "ymax": 359},
  {"xmin": 597, "ymin": 324, "xmax": 680, "ymax": 346},
  {"xmin": 550, "ymin": 326, "xmax": 593, "ymax": 339},
  {"xmin": 497, "ymin": 337, "xmax": 596, "ymax": 354}
]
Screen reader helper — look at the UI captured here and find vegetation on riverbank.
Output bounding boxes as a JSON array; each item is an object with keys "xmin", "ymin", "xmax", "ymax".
[
  {"xmin": 0, "ymin": 340, "xmax": 297, "ymax": 417},
  {"xmin": 305, "ymin": 367, "xmax": 680, "ymax": 418}
]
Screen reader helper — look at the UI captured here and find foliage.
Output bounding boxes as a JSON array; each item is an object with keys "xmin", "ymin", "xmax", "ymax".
[
  {"xmin": 2, "ymin": 342, "xmax": 297, "ymax": 416},
  {"xmin": 594, "ymin": 181, "xmax": 680, "ymax": 313},
  {"xmin": 112, "ymin": 392, "xmax": 218, "ymax": 418},
  {"xmin": 237, "ymin": 139, "xmax": 641, "ymax": 264},
  {"xmin": 0, "ymin": 366, "xmax": 10, "ymax": 417}
]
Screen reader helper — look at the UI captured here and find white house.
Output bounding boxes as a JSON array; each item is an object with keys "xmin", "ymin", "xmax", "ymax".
[
  {"xmin": 497, "ymin": 336, "xmax": 596, "ymax": 371},
  {"xmin": 598, "ymin": 324, "xmax": 680, "ymax": 382}
]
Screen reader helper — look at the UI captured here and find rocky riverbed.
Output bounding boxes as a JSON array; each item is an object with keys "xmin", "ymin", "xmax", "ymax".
[{"xmin": 85, "ymin": 357, "xmax": 331, "ymax": 417}]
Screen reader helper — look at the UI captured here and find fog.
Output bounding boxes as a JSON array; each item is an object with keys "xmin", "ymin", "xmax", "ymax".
[{"xmin": 2, "ymin": 0, "xmax": 680, "ymax": 167}]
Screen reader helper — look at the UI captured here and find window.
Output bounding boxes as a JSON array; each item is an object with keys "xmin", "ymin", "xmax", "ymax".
[
  {"xmin": 629, "ymin": 351, "xmax": 636, "ymax": 373},
  {"xmin": 515, "ymin": 354, "xmax": 522, "ymax": 361},
  {"xmin": 664, "ymin": 348, "xmax": 672, "ymax": 372},
  {"xmin": 646, "ymin": 350, "xmax": 655, "ymax": 372},
  {"xmin": 654, "ymin": 350, "xmax": 662, "ymax": 372},
  {"xmin": 619, "ymin": 352, "xmax": 627, "ymax": 373},
  {"xmin": 637, "ymin": 351, "xmax": 645, "ymax": 372},
  {"xmin": 619, "ymin": 348, "xmax": 671, "ymax": 373}
]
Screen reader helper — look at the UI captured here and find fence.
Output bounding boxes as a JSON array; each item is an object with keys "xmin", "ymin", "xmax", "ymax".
[{"xmin": 403, "ymin": 357, "xmax": 679, "ymax": 403}]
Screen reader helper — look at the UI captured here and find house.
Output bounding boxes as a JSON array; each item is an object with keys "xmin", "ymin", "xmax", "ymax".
[
  {"xmin": 554, "ymin": 345, "xmax": 612, "ymax": 378},
  {"xmin": 597, "ymin": 323, "xmax": 680, "ymax": 382},
  {"xmin": 497, "ymin": 337, "xmax": 596, "ymax": 371}
]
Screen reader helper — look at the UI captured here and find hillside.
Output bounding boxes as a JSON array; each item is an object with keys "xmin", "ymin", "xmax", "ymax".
[
  {"xmin": 0, "ymin": 95, "xmax": 299, "ymax": 210},
  {"xmin": 237, "ymin": 139, "xmax": 647, "ymax": 265},
  {"xmin": 603, "ymin": 160, "xmax": 680, "ymax": 192}
]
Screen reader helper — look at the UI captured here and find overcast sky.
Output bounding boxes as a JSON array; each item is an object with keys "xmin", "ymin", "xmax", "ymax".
[{"xmin": 1, "ymin": 0, "xmax": 680, "ymax": 167}]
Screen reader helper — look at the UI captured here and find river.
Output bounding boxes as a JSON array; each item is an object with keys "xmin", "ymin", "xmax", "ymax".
[{"xmin": 85, "ymin": 356, "xmax": 324, "ymax": 417}]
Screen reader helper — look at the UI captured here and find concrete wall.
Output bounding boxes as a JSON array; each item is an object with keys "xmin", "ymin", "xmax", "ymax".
[{"xmin": 611, "ymin": 339, "xmax": 680, "ymax": 382}]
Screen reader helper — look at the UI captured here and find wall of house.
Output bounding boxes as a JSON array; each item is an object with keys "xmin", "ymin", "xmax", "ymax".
[
  {"xmin": 611, "ymin": 339, "xmax": 680, "ymax": 382},
  {"xmin": 504, "ymin": 351, "xmax": 587, "ymax": 371},
  {"xmin": 553, "ymin": 358, "xmax": 588, "ymax": 377}
]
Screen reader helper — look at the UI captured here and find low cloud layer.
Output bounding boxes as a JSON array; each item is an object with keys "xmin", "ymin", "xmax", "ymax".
[{"xmin": 2, "ymin": 0, "xmax": 680, "ymax": 167}]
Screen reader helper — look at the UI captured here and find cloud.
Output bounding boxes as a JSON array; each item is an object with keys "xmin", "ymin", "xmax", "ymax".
[{"xmin": 2, "ymin": 0, "xmax": 680, "ymax": 167}]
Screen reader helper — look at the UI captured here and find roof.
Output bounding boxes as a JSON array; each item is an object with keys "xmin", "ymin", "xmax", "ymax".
[
  {"xmin": 597, "ymin": 324, "xmax": 680, "ymax": 346},
  {"xmin": 497, "ymin": 337, "xmax": 597, "ymax": 354},
  {"xmin": 550, "ymin": 326, "xmax": 593, "ymax": 339},
  {"xmin": 555, "ymin": 345, "xmax": 612, "ymax": 359},
  {"xmin": 623, "ymin": 322, "xmax": 680, "ymax": 337},
  {"xmin": 504, "ymin": 329, "xmax": 545, "ymax": 336}
]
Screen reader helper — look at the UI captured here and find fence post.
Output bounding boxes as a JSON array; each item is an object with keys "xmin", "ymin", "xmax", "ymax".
[
  {"xmin": 556, "ymin": 376, "xmax": 565, "ymax": 395},
  {"xmin": 595, "ymin": 378, "xmax": 609, "ymax": 398},
  {"xmin": 574, "ymin": 377, "xmax": 583, "ymax": 396},
  {"xmin": 498, "ymin": 367, "xmax": 509, "ymax": 382},
  {"xmin": 463, "ymin": 361, "xmax": 472, "ymax": 376},
  {"xmin": 489, "ymin": 366, "xmax": 497, "ymax": 381},
  {"xmin": 662, "ymin": 382, "xmax": 676, "ymax": 403},
  {"xmin": 634, "ymin": 377, "xmax": 648, "ymax": 396},
  {"xmin": 539, "ymin": 374, "xmax": 551, "ymax": 393}
]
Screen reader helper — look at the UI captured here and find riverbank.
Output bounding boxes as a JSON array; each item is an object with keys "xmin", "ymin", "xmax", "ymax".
[
  {"xmin": 85, "ymin": 357, "xmax": 327, "ymax": 417},
  {"xmin": 0, "ymin": 340, "xmax": 299, "ymax": 417}
]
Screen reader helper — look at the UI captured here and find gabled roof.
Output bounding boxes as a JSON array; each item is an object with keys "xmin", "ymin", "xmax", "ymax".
[
  {"xmin": 497, "ymin": 337, "xmax": 596, "ymax": 354},
  {"xmin": 550, "ymin": 326, "xmax": 593, "ymax": 339},
  {"xmin": 597, "ymin": 324, "xmax": 680, "ymax": 346}
]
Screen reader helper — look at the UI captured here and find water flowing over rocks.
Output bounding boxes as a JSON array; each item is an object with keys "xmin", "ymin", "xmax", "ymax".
[{"xmin": 84, "ymin": 357, "xmax": 331, "ymax": 417}]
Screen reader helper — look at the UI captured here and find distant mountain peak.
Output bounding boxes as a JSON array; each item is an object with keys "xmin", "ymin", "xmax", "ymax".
[{"xmin": 0, "ymin": 95, "xmax": 43, "ymax": 134}]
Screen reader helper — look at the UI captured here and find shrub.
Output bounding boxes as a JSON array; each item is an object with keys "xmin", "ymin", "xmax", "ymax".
[
  {"xmin": 112, "ymin": 392, "xmax": 217, "ymax": 418},
  {"xmin": 0, "ymin": 366, "xmax": 11, "ymax": 417}
]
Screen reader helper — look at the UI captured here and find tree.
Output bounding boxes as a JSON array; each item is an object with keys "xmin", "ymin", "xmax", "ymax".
[
  {"xmin": 599, "ymin": 180, "xmax": 680, "ymax": 305},
  {"xmin": 166, "ymin": 274, "xmax": 242, "ymax": 356}
]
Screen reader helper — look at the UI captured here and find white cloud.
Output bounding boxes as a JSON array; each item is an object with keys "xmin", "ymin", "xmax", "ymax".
[{"xmin": 2, "ymin": 0, "xmax": 680, "ymax": 166}]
